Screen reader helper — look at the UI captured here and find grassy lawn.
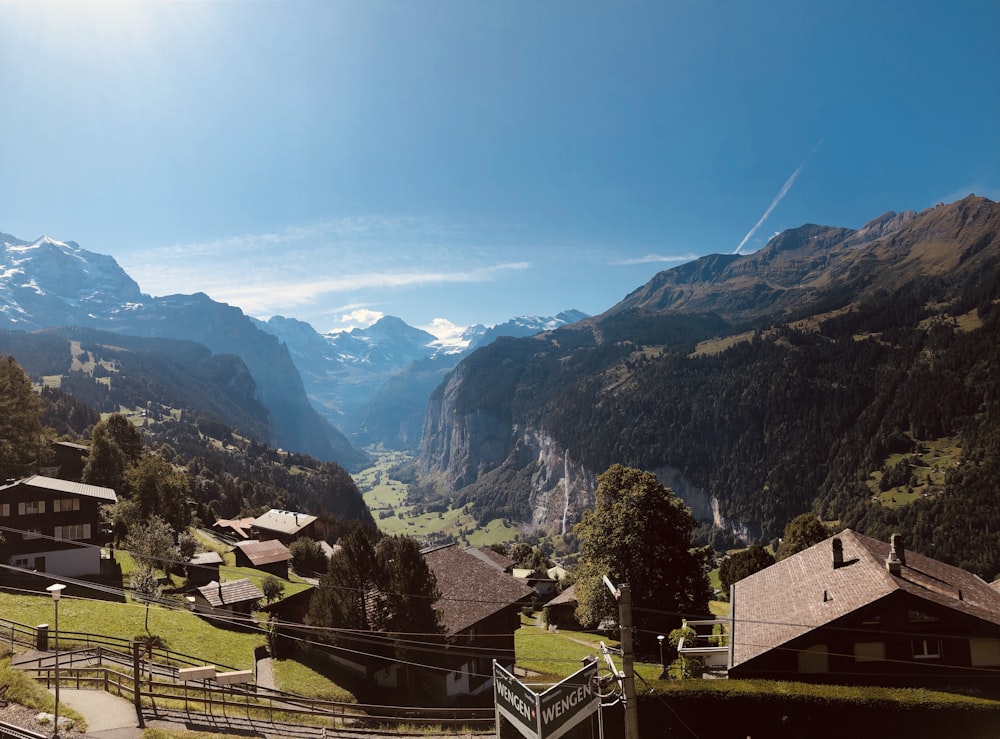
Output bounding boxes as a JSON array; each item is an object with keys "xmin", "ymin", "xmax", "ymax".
[
  {"xmin": 0, "ymin": 651, "xmax": 87, "ymax": 730},
  {"xmin": 0, "ymin": 590, "xmax": 264, "ymax": 670},
  {"xmin": 271, "ymin": 658, "xmax": 357, "ymax": 703},
  {"xmin": 514, "ymin": 613, "xmax": 663, "ymax": 686}
]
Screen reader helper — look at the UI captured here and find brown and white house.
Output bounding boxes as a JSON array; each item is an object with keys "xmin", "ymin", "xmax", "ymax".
[
  {"xmin": 0, "ymin": 475, "xmax": 116, "ymax": 577},
  {"xmin": 717, "ymin": 529, "xmax": 1000, "ymax": 690}
]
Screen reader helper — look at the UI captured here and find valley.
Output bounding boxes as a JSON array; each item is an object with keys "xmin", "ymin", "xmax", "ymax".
[{"xmin": 357, "ymin": 450, "xmax": 519, "ymax": 548}]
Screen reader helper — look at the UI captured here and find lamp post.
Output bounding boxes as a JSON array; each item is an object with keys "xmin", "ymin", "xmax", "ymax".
[
  {"xmin": 46, "ymin": 583, "xmax": 66, "ymax": 738},
  {"xmin": 657, "ymin": 634, "xmax": 665, "ymax": 670}
]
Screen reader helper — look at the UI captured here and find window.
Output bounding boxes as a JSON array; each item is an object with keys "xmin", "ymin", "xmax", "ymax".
[
  {"xmin": 912, "ymin": 639, "xmax": 941, "ymax": 659},
  {"xmin": 55, "ymin": 524, "xmax": 91, "ymax": 541},
  {"xmin": 0, "ymin": 503, "xmax": 9, "ymax": 516},
  {"xmin": 854, "ymin": 641, "xmax": 885, "ymax": 662},
  {"xmin": 797, "ymin": 644, "xmax": 829, "ymax": 673},
  {"xmin": 908, "ymin": 609, "xmax": 938, "ymax": 623},
  {"xmin": 970, "ymin": 639, "xmax": 1000, "ymax": 667},
  {"xmin": 17, "ymin": 500, "xmax": 45, "ymax": 515},
  {"xmin": 13, "ymin": 558, "xmax": 28, "ymax": 568},
  {"xmin": 53, "ymin": 498, "xmax": 80, "ymax": 512},
  {"xmin": 22, "ymin": 529, "xmax": 41, "ymax": 540}
]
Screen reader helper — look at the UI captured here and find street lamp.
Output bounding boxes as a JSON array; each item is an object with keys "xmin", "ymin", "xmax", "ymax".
[
  {"xmin": 657, "ymin": 634, "xmax": 665, "ymax": 669},
  {"xmin": 46, "ymin": 583, "xmax": 66, "ymax": 738}
]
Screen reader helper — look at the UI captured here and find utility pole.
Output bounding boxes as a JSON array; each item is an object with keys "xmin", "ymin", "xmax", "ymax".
[{"xmin": 603, "ymin": 576, "xmax": 640, "ymax": 739}]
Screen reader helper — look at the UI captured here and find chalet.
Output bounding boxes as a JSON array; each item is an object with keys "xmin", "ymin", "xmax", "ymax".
[
  {"xmin": 421, "ymin": 544, "xmax": 535, "ymax": 700},
  {"xmin": 190, "ymin": 578, "xmax": 263, "ymax": 621},
  {"xmin": 50, "ymin": 441, "xmax": 89, "ymax": 481},
  {"xmin": 186, "ymin": 551, "xmax": 224, "ymax": 587},
  {"xmin": 233, "ymin": 539, "xmax": 292, "ymax": 579},
  {"xmin": 543, "ymin": 584, "xmax": 579, "ymax": 629},
  {"xmin": 250, "ymin": 509, "xmax": 317, "ymax": 545},
  {"xmin": 512, "ymin": 568, "xmax": 559, "ymax": 602},
  {"xmin": 0, "ymin": 475, "xmax": 116, "ymax": 577},
  {"xmin": 721, "ymin": 530, "xmax": 1000, "ymax": 690}
]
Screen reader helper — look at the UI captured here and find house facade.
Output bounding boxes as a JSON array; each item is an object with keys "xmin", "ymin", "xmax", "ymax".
[
  {"xmin": 0, "ymin": 475, "xmax": 116, "ymax": 577},
  {"xmin": 726, "ymin": 530, "xmax": 1000, "ymax": 690}
]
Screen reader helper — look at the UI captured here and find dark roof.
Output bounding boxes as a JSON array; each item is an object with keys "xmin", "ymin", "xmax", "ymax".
[
  {"xmin": 424, "ymin": 544, "xmax": 534, "ymax": 635},
  {"xmin": 732, "ymin": 529, "xmax": 1000, "ymax": 668},
  {"xmin": 196, "ymin": 579, "xmax": 264, "ymax": 608},
  {"xmin": 466, "ymin": 546, "xmax": 514, "ymax": 571},
  {"xmin": 189, "ymin": 552, "xmax": 224, "ymax": 567},
  {"xmin": 234, "ymin": 539, "xmax": 291, "ymax": 566},
  {"xmin": 0, "ymin": 475, "xmax": 116, "ymax": 502},
  {"xmin": 546, "ymin": 584, "xmax": 578, "ymax": 608}
]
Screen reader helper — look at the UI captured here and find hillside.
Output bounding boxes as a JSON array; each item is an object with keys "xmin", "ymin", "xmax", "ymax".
[
  {"xmin": 415, "ymin": 196, "xmax": 1000, "ymax": 577},
  {"xmin": 0, "ymin": 328, "xmax": 373, "ymax": 529},
  {"xmin": 0, "ymin": 233, "xmax": 366, "ymax": 469}
]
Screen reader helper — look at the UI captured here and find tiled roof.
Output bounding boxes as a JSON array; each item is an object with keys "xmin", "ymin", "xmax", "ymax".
[
  {"xmin": 234, "ymin": 539, "xmax": 291, "ymax": 566},
  {"xmin": 196, "ymin": 578, "xmax": 264, "ymax": 608},
  {"xmin": 732, "ymin": 529, "xmax": 1000, "ymax": 667},
  {"xmin": 251, "ymin": 509, "xmax": 317, "ymax": 535},
  {"xmin": 0, "ymin": 475, "xmax": 117, "ymax": 502},
  {"xmin": 424, "ymin": 545, "xmax": 535, "ymax": 635},
  {"xmin": 465, "ymin": 546, "xmax": 514, "ymax": 571},
  {"xmin": 546, "ymin": 583, "xmax": 577, "ymax": 607}
]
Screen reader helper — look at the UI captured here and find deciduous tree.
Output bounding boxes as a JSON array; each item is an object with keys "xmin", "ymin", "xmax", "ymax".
[
  {"xmin": 775, "ymin": 514, "xmax": 829, "ymax": 561},
  {"xmin": 574, "ymin": 464, "xmax": 711, "ymax": 655},
  {"xmin": 718, "ymin": 544, "xmax": 775, "ymax": 592}
]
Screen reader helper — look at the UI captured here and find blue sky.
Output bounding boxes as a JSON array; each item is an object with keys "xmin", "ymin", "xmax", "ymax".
[{"xmin": 2, "ymin": 1, "xmax": 997, "ymax": 339}]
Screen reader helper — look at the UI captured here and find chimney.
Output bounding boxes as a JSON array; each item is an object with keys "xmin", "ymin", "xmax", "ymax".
[
  {"xmin": 832, "ymin": 538, "xmax": 844, "ymax": 569},
  {"xmin": 886, "ymin": 549, "xmax": 902, "ymax": 576},
  {"xmin": 890, "ymin": 534, "xmax": 906, "ymax": 566}
]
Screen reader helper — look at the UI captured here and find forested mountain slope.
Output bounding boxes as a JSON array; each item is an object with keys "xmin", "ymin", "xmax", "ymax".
[
  {"xmin": 0, "ymin": 329, "xmax": 373, "ymax": 531},
  {"xmin": 416, "ymin": 195, "xmax": 1000, "ymax": 577}
]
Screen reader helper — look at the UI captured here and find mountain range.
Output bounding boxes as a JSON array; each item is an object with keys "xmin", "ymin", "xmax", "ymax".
[
  {"xmin": 4, "ymin": 195, "xmax": 1000, "ymax": 577},
  {"xmin": 413, "ymin": 195, "xmax": 1000, "ymax": 577},
  {"xmin": 0, "ymin": 229, "xmax": 586, "ymax": 464}
]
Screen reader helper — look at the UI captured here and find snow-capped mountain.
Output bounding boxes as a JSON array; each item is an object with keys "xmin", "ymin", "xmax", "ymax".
[
  {"xmin": 0, "ymin": 233, "xmax": 143, "ymax": 326},
  {"xmin": 257, "ymin": 309, "xmax": 588, "ymax": 449},
  {"xmin": 0, "ymin": 232, "xmax": 366, "ymax": 467}
]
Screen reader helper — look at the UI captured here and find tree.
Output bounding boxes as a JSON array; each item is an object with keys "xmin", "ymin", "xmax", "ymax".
[
  {"xmin": 775, "ymin": 514, "xmax": 829, "ymax": 561},
  {"xmin": 262, "ymin": 576, "xmax": 285, "ymax": 604},
  {"xmin": 309, "ymin": 527, "xmax": 379, "ymax": 632},
  {"xmin": 83, "ymin": 413, "xmax": 144, "ymax": 493},
  {"xmin": 0, "ymin": 355, "xmax": 48, "ymax": 479},
  {"xmin": 125, "ymin": 515, "xmax": 180, "ymax": 578},
  {"xmin": 123, "ymin": 454, "xmax": 191, "ymax": 534},
  {"xmin": 289, "ymin": 537, "xmax": 327, "ymax": 575},
  {"xmin": 718, "ymin": 544, "xmax": 775, "ymax": 592},
  {"xmin": 375, "ymin": 535, "xmax": 441, "ymax": 635},
  {"xmin": 573, "ymin": 465, "xmax": 712, "ymax": 655}
]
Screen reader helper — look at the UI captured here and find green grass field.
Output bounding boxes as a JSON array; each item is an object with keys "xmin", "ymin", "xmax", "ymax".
[{"xmin": 359, "ymin": 452, "xmax": 519, "ymax": 548}]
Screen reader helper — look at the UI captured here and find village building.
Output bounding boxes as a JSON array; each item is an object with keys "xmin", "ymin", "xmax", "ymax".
[
  {"xmin": 249, "ymin": 509, "xmax": 318, "ymax": 545},
  {"xmin": 715, "ymin": 530, "xmax": 1000, "ymax": 690},
  {"xmin": 186, "ymin": 551, "xmax": 224, "ymax": 587},
  {"xmin": 233, "ymin": 539, "xmax": 292, "ymax": 579},
  {"xmin": 211, "ymin": 517, "xmax": 256, "ymax": 541},
  {"xmin": 0, "ymin": 475, "xmax": 115, "ymax": 577},
  {"xmin": 190, "ymin": 578, "xmax": 263, "ymax": 621}
]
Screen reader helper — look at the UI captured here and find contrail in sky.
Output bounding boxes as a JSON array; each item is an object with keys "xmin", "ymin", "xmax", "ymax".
[{"xmin": 733, "ymin": 141, "xmax": 823, "ymax": 254}]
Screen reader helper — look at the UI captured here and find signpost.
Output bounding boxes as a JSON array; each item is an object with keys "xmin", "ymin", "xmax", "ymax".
[{"xmin": 494, "ymin": 659, "xmax": 599, "ymax": 739}]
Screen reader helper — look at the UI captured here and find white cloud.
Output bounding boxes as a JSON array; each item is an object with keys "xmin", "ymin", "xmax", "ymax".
[
  {"xmin": 420, "ymin": 317, "xmax": 466, "ymax": 341},
  {"xmin": 613, "ymin": 252, "xmax": 699, "ymax": 266},
  {"xmin": 339, "ymin": 308, "xmax": 384, "ymax": 327}
]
